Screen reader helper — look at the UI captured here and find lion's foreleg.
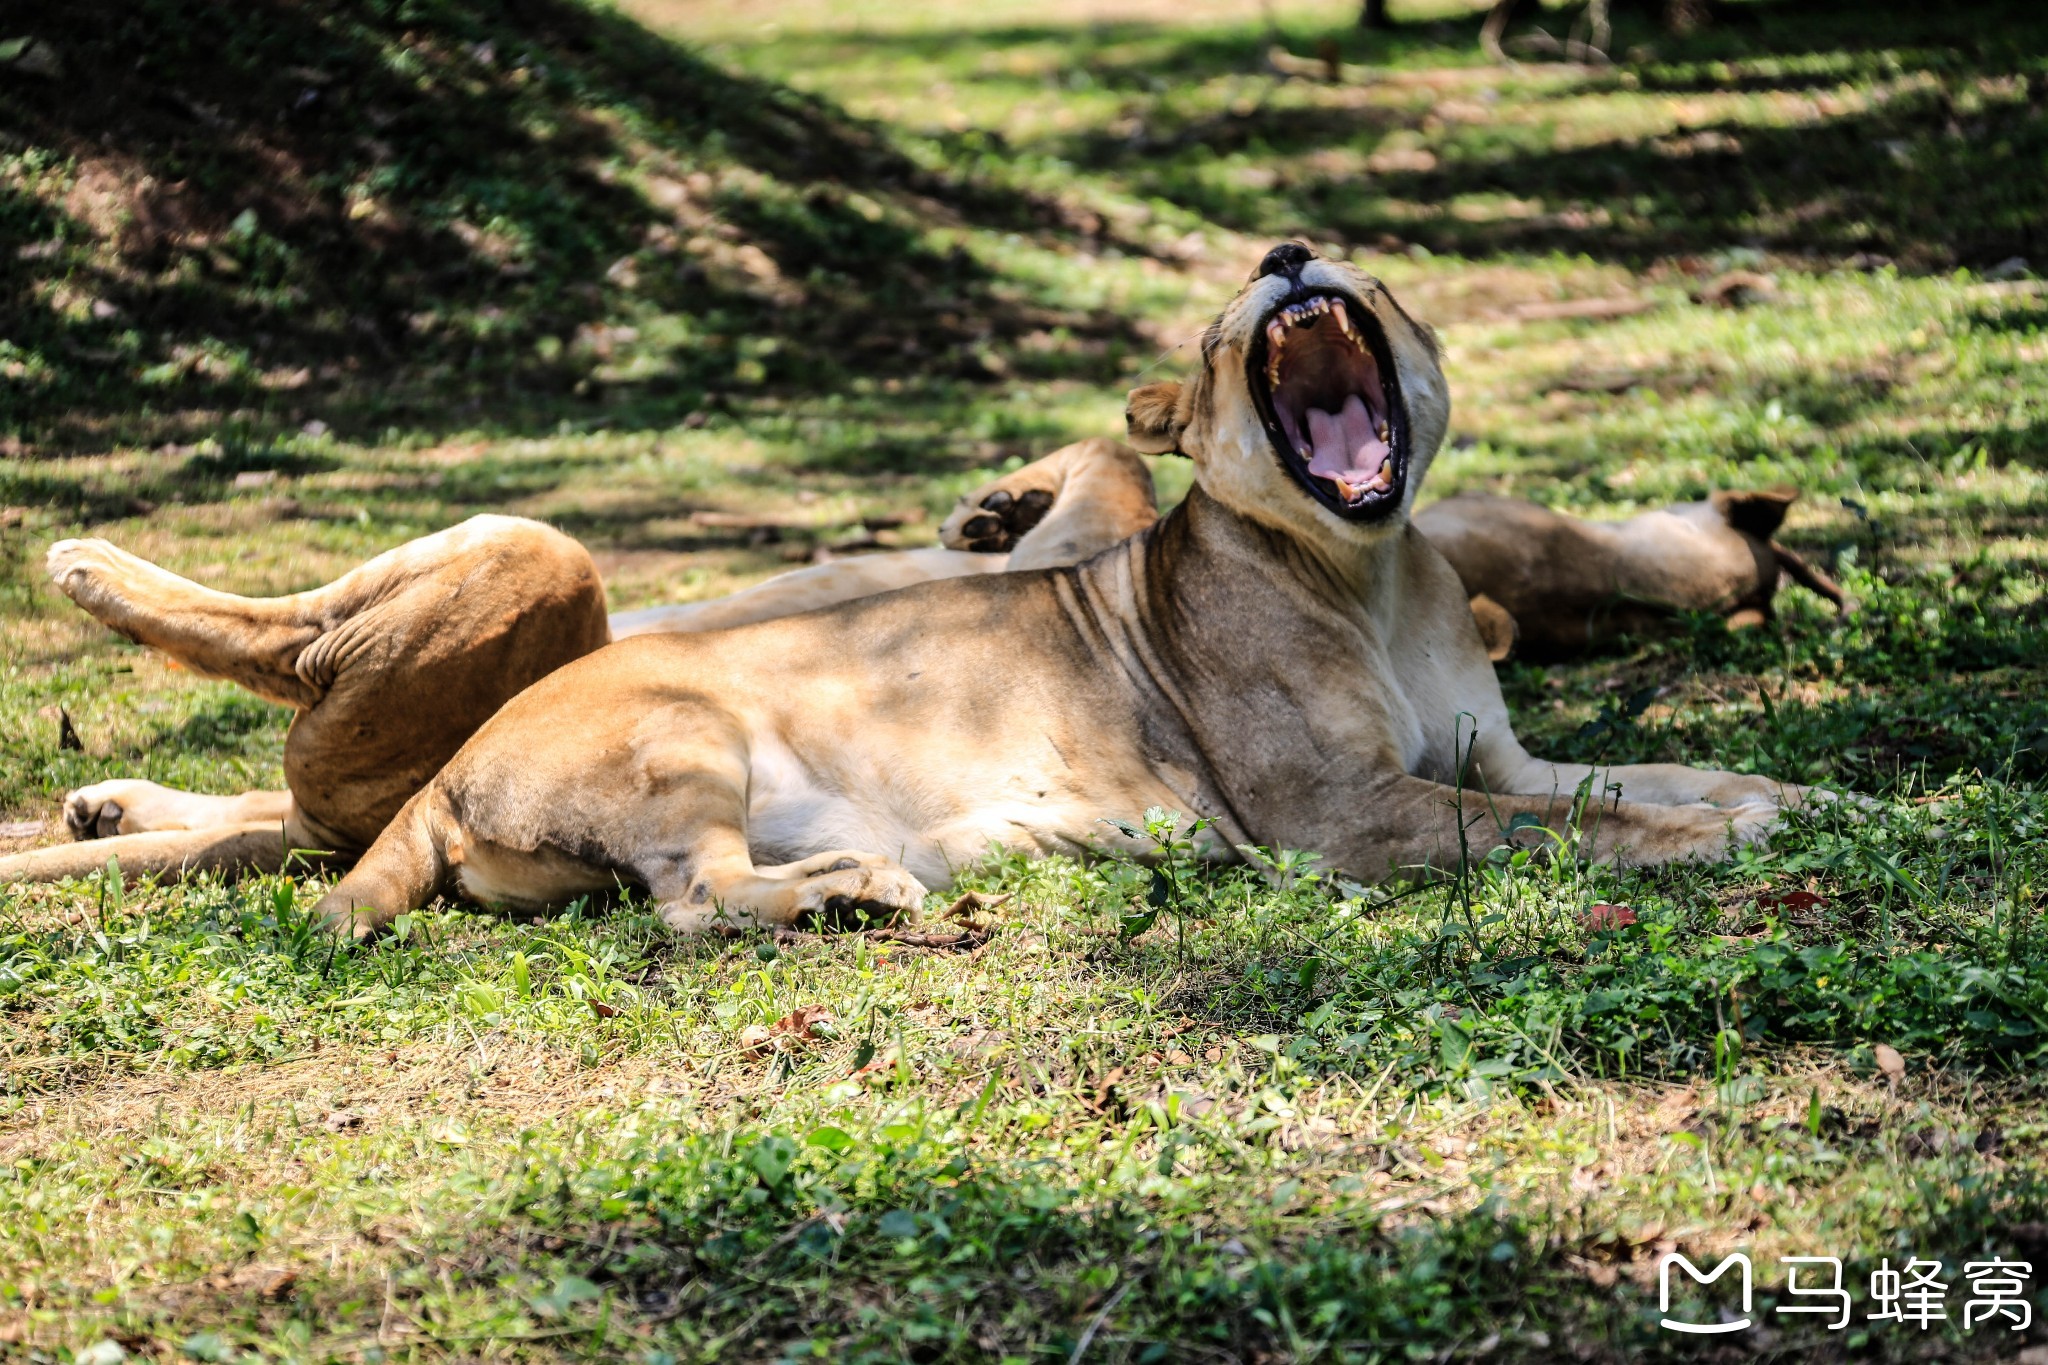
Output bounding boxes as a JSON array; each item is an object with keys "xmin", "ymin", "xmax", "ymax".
[
  {"xmin": 1488, "ymin": 754, "xmax": 1807, "ymax": 811},
  {"xmin": 1340, "ymin": 774, "xmax": 1777, "ymax": 878}
]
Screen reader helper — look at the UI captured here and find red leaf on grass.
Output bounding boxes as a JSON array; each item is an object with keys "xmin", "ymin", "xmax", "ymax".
[
  {"xmin": 1584, "ymin": 903, "xmax": 1637, "ymax": 931},
  {"xmin": 1756, "ymin": 888, "xmax": 1829, "ymax": 914}
]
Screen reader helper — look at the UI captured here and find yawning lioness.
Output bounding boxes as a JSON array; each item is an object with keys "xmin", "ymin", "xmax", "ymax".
[{"xmin": 271, "ymin": 244, "xmax": 1808, "ymax": 936}]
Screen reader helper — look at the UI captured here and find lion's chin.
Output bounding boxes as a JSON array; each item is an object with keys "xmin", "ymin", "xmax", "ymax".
[{"xmin": 1249, "ymin": 287, "xmax": 1407, "ymax": 523}]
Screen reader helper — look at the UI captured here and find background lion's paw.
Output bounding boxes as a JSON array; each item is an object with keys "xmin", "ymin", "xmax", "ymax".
[{"xmin": 940, "ymin": 480, "xmax": 1056, "ymax": 553}]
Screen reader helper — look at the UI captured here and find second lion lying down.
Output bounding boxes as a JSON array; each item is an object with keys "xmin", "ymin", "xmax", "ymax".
[{"xmin": 8, "ymin": 247, "xmax": 1829, "ymax": 930}]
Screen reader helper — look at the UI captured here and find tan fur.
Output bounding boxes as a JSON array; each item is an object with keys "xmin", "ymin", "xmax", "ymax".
[
  {"xmin": 20, "ymin": 517, "xmax": 608, "ymax": 885},
  {"xmin": 608, "ymin": 437, "xmax": 1159, "ymax": 639}
]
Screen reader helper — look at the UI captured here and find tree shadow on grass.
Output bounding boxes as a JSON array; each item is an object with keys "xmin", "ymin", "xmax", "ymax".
[
  {"xmin": 892, "ymin": 0, "xmax": 2048, "ymax": 271},
  {"xmin": 0, "ymin": 0, "xmax": 1157, "ymax": 460}
]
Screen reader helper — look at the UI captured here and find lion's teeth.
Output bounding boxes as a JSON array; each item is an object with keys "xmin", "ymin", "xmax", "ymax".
[{"xmin": 1376, "ymin": 421, "xmax": 1390, "ymax": 443}]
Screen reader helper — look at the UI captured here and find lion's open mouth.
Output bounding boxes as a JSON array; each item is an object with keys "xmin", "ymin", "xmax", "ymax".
[{"xmin": 1248, "ymin": 288, "xmax": 1406, "ymax": 521}]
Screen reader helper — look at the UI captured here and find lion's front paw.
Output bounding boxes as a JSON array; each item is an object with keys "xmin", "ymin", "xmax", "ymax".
[
  {"xmin": 1722, "ymin": 799, "xmax": 1782, "ymax": 850},
  {"xmin": 792, "ymin": 856, "xmax": 928, "ymax": 928},
  {"xmin": 940, "ymin": 478, "xmax": 1057, "ymax": 553}
]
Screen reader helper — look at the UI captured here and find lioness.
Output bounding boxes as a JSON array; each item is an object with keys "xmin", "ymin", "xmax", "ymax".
[{"xmin": 235, "ymin": 244, "xmax": 1804, "ymax": 936}]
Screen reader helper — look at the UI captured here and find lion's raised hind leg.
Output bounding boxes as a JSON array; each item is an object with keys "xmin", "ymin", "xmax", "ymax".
[
  {"xmin": 44, "ymin": 516, "xmax": 610, "ymax": 859},
  {"xmin": 48, "ymin": 516, "xmax": 609, "ymax": 715},
  {"xmin": 48, "ymin": 539, "xmax": 329, "ymax": 708}
]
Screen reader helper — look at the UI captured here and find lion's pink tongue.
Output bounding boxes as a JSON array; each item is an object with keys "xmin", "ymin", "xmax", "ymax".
[{"xmin": 1304, "ymin": 394, "xmax": 1389, "ymax": 490}]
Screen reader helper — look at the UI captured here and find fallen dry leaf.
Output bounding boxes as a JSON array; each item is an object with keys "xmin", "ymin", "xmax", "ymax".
[
  {"xmin": 773, "ymin": 1005, "xmax": 838, "ymax": 1043},
  {"xmin": 1084, "ymin": 1066, "xmax": 1128, "ymax": 1114},
  {"xmin": 944, "ymin": 889, "xmax": 1012, "ymax": 920},
  {"xmin": 735, "ymin": 1011, "xmax": 829, "ymax": 1061},
  {"xmin": 232, "ymin": 1266, "xmax": 297, "ymax": 1301},
  {"xmin": 945, "ymin": 1029, "xmax": 1009, "ymax": 1058}
]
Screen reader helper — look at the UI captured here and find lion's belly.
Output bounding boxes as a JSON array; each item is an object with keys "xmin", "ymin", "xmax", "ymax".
[{"xmin": 741, "ymin": 728, "xmax": 1160, "ymax": 888}]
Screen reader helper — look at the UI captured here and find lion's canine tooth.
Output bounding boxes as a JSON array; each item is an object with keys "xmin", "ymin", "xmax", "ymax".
[{"xmin": 1330, "ymin": 298, "xmax": 1355, "ymax": 339}]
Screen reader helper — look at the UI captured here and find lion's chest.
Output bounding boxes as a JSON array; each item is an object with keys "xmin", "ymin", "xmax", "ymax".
[{"xmin": 1380, "ymin": 632, "xmax": 1500, "ymax": 783}]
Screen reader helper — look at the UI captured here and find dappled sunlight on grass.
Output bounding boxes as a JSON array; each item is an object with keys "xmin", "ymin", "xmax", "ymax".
[{"xmin": 6, "ymin": 0, "xmax": 2048, "ymax": 1358}]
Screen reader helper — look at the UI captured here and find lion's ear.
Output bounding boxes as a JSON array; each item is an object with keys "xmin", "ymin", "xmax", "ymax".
[
  {"xmin": 1709, "ymin": 487, "xmax": 1798, "ymax": 540},
  {"xmin": 1124, "ymin": 381, "xmax": 1187, "ymax": 455}
]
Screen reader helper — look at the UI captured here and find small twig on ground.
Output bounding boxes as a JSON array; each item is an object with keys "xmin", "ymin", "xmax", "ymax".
[{"xmin": 1068, "ymin": 1274, "xmax": 1142, "ymax": 1364}]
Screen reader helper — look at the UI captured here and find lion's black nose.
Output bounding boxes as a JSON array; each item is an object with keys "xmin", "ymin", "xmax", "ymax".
[{"xmin": 1255, "ymin": 242, "xmax": 1315, "ymax": 280}]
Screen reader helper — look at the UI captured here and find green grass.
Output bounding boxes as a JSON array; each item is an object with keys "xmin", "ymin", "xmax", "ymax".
[{"xmin": 7, "ymin": 0, "xmax": 2048, "ymax": 1359}]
